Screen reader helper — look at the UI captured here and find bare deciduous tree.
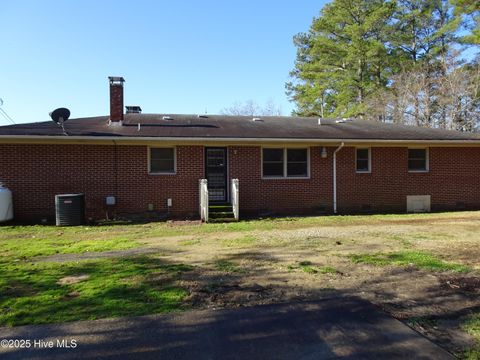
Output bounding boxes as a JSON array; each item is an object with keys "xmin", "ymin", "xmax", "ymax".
[
  {"xmin": 366, "ymin": 52, "xmax": 480, "ymax": 131},
  {"xmin": 435, "ymin": 56, "xmax": 480, "ymax": 131},
  {"xmin": 220, "ymin": 99, "xmax": 282, "ymax": 116}
]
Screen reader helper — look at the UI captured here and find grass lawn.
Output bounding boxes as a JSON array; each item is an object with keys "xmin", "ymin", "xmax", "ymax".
[
  {"xmin": 463, "ymin": 313, "xmax": 480, "ymax": 359},
  {"xmin": 0, "ymin": 256, "xmax": 191, "ymax": 326},
  {"xmin": 350, "ymin": 250, "xmax": 469, "ymax": 272},
  {"xmin": 0, "ymin": 211, "xmax": 479, "ymax": 357}
]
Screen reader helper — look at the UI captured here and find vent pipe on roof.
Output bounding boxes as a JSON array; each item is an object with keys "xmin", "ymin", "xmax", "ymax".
[
  {"xmin": 108, "ymin": 76, "xmax": 125, "ymax": 126},
  {"xmin": 318, "ymin": 118, "xmax": 322, "ymax": 126}
]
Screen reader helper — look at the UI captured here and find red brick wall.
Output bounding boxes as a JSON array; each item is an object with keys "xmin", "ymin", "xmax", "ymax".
[
  {"xmin": 0, "ymin": 143, "xmax": 479, "ymax": 222},
  {"xmin": 230, "ymin": 146, "xmax": 480, "ymax": 215},
  {"xmin": 228, "ymin": 146, "xmax": 333, "ymax": 215},
  {"xmin": 0, "ymin": 144, "xmax": 203, "ymax": 222},
  {"xmin": 336, "ymin": 147, "xmax": 480, "ymax": 213}
]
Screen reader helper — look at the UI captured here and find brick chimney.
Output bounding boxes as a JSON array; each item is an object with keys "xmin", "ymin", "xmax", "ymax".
[{"xmin": 108, "ymin": 76, "xmax": 125, "ymax": 125}]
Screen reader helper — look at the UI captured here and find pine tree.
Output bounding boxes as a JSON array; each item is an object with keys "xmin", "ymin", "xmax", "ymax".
[
  {"xmin": 452, "ymin": 0, "xmax": 480, "ymax": 45},
  {"xmin": 286, "ymin": 0, "xmax": 396, "ymax": 118},
  {"xmin": 388, "ymin": 0, "xmax": 458, "ymax": 126}
]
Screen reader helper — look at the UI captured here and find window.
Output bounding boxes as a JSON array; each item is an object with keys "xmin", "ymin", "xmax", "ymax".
[
  {"xmin": 263, "ymin": 149, "xmax": 284, "ymax": 177},
  {"xmin": 408, "ymin": 148, "xmax": 428, "ymax": 172},
  {"xmin": 356, "ymin": 148, "xmax": 371, "ymax": 173},
  {"xmin": 262, "ymin": 148, "xmax": 309, "ymax": 178},
  {"xmin": 287, "ymin": 149, "xmax": 308, "ymax": 177},
  {"xmin": 149, "ymin": 147, "xmax": 175, "ymax": 174}
]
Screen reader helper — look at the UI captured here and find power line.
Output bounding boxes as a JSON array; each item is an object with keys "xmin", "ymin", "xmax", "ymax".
[
  {"xmin": 0, "ymin": 107, "xmax": 15, "ymax": 125},
  {"xmin": 0, "ymin": 99, "xmax": 16, "ymax": 125}
]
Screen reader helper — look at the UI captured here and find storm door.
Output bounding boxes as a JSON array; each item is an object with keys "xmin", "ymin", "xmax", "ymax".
[{"xmin": 205, "ymin": 147, "xmax": 228, "ymax": 202}]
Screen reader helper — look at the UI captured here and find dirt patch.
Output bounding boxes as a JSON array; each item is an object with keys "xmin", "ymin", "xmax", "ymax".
[
  {"xmin": 188, "ymin": 282, "xmax": 280, "ymax": 308},
  {"xmin": 57, "ymin": 274, "xmax": 90, "ymax": 285},
  {"xmin": 63, "ymin": 291, "xmax": 81, "ymax": 300},
  {"xmin": 167, "ymin": 220, "xmax": 202, "ymax": 227},
  {"xmin": 441, "ymin": 276, "xmax": 480, "ymax": 293}
]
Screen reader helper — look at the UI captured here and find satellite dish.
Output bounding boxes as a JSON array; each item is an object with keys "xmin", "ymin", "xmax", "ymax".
[
  {"xmin": 49, "ymin": 108, "xmax": 70, "ymax": 136},
  {"xmin": 50, "ymin": 108, "xmax": 70, "ymax": 124}
]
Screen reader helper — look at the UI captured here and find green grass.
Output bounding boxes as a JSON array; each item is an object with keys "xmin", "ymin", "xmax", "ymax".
[
  {"xmin": 350, "ymin": 250, "xmax": 469, "ymax": 272},
  {"xmin": 0, "ymin": 211, "xmax": 474, "ymax": 260},
  {"xmin": 319, "ymin": 266, "xmax": 338, "ymax": 274},
  {"xmin": 462, "ymin": 313, "xmax": 480, "ymax": 359},
  {"xmin": 0, "ymin": 256, "xmax": 191, "ymax": 326},
  {"xmin": 299, "ymin": 261, "xmax": 318, "ymax": 274},
  {"xmin": 0, "ymin": 225, "xmax": 140, "ymax": 259}
]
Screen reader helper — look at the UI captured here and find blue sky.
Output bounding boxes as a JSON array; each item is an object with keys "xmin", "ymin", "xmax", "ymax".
[{"xmin": 0, "ymin": 0, "xmax": 327, "ymax": 124}]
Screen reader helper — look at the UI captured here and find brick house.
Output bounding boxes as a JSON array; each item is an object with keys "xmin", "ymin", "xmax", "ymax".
[{"xmin": 1, "ymin": 76, "xmax": 480, "ymax": 222}]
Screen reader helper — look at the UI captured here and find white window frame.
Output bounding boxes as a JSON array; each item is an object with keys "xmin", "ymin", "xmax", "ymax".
[
  {"xmin": 355, "ymin": 147, "xmax": 371, "ymax": 173},
  {"xmin": 148, "ymin": 146, "xmax": 177, "ymax": 175},
  {"xmin": 261, "ymin": 147, "xmax": 310, "ymax": 179},
  {"xmin": 408, "ymin": 147, "xmax": 429, "ymax": 173}
]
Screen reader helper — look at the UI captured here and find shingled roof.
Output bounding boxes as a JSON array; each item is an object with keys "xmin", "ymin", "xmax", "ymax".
[{"xmin": 0, "ymin": 114, "xmax": 479, "ymax": 142}]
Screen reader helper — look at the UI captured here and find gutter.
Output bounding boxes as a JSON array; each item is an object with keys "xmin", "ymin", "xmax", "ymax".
[
  {"xmin": 0, "ymin": 135, "xmax": 479, "ymax": 145},
  {"xmin": 333, "ymin": 142, "xmax": 345, "ymax": 214}
]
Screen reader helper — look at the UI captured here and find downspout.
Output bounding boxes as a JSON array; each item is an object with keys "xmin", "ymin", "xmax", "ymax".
[
  {"xmin": 333, "ymin": 142, "xmax": 344, "ymax": 214},
  {"xmin": 111, "ymin": 139, "xmax": 119, "ymax": 220}
]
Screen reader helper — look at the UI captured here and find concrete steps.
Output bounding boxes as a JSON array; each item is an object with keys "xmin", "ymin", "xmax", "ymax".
[{"xmin": 209, "ymin": 203, "xmax": 236, "ymax": 222}]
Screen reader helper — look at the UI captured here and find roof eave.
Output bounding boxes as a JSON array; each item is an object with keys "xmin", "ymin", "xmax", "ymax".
[{"xmin": 0, "ymin": 135, "xmax": 480, "ymax": 146}]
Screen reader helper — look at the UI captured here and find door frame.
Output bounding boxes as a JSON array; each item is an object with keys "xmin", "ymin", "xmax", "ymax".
[{"xmin": 204, "ymin": 147, "xmax": 229, "ymax": 203}]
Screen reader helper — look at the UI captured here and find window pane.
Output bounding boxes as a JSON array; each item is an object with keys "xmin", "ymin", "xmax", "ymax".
[
  {"xmin": 287, "ymin": 149, "xmax": 307, "ymax": 162},
  {"xmin": 287, "ymin": 162, "xmax": 308, "ymax": 177},
  {"xmin": 408, "ymin": 159, "xmax": 426, "ymax": 171},
  {"xmin": 408, "ymin": 149, "xmax": 426, "ymax": 160},
  {"xmin": 151, "ymin": 148, "xmax": 174, "ymax": 160},
  {"xmin": 263, "ymin": 149, "xmax": 284, "ymax": 177},
  {"xmin": 356, "ymin": 159, "xmax": 369, "ymax": 172},
  {"xmin": 356, "ymin": 149, "xmax": 369, "ymax": 160},
  {"xmin": 263, "ymin": 149, "xmax": 283, "ymax": 162},
  {"xmin": 263, "ymin": 163, "xmax": 284, "ymax": 177},
  {"xmin": 408, "ymin": 149, "xmax": 426, "ymax": 171},
  {"xmin": 356, "ymin": 148, "xmax": 370, "ymax": 172},
  {"xmin": 150, "ymin": 148, "xmax": 174, "ymax": 173},
  {"xmin": 151, "ymin": 159, "xmax": 174, "ymax": 173}
]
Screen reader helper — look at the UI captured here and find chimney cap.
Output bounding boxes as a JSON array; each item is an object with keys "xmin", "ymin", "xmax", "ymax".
[
  {"xmin": 108, "ymin": 76, "xmax": 125, "ymax": 85},
  {"xmin": 126, "ymin": 105, "xmax": 142, "ymax": 114}
]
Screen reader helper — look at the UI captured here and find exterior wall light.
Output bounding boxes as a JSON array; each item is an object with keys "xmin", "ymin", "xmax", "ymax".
[{"xmin": 321, "ymin": 147, "xmax": 328, "ymax": 158}]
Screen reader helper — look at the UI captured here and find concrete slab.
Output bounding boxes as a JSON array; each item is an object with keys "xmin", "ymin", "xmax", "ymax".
[{"xmin": 0, "ymin": 297, "xmax": 453, "ymax": 359}]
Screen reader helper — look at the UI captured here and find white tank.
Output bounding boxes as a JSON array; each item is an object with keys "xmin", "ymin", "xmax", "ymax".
[{"xmin": 0, "ymin": 183, "xmax": 13, "ymax": 222}]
